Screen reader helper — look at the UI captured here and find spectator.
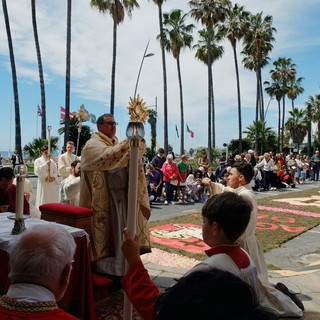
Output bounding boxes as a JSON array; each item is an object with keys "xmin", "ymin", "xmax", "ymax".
[
  {"xmin": 162, "ymin": 154, "xmax": 178, "ymax": 205},
  {"xmin": 197, "ymin": 151, "xmax": 210, "ymax": 170},
  {"xmin": 149, "ymin": 164, "xmax": 163, "ymax": 202},
  {"xmin": 0, "ymin": 224, "xmax": 78, "ymax": 320},
  {"xmin": 11, "ymin": 150, "xmax": 24, "ymax": 168},
  {"xmin": 310, "ymin": 150, "xmax": 320, "ymax": 181},
  {"xmin": 255, "ymin": 153, "xmax": 275, "ymax": 191},
  {"xmin": 0, "ymin": 167, "xmax": 30, "ymax": 214}
]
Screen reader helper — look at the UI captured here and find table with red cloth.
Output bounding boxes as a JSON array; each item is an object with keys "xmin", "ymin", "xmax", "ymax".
[{"xmin": 0, "ymin": 214, "xmax": 96, "ymax": 320}]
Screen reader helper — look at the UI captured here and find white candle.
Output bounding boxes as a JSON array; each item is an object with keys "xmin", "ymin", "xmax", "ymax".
[
  {"xmin": 15, "ymin": 177, "xmax": 24, "ymax": 219},
  {"xmin": 47, "ymin": 126, "xmax": 52, "ymax": 156}
]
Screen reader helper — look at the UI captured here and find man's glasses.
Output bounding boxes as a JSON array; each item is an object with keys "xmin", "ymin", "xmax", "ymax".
[{"xmin": 102, "ymin": 121, "xmax": 118, "ymax": 126}]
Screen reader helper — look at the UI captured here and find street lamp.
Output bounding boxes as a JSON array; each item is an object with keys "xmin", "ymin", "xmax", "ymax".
[{"xmin": 134, "ymin": 40, "xmax": 154, "ymax": 98}]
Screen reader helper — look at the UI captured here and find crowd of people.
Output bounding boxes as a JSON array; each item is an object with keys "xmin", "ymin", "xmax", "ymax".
[
  {"xmin": 0, "ymin": 113, "xmax": 310, "ymax": 319},
  {"xmin": 144, "ymin": 148, "xmax": 319, "ymax": 206}
]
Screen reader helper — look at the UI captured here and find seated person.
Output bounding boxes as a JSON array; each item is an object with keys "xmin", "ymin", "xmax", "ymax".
[
  {"xmin": 0, "ymin": 167, "xmax": 29, "ymax": 214},
  {"xmin": 59, "ymin": 160, "xmax": 81, "ymax": 206},
  {"xmin": 0, "ymin": 224, "xmax": 79, "ymax": 319},
  {"xmin": 121, "ymin": 192, "xmax": 269, "ymax": 319}
]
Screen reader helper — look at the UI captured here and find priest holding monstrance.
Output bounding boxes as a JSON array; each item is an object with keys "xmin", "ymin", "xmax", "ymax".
[{"xmin": 80, "ymin": 96, "xmax": 151, "ymax": 277}]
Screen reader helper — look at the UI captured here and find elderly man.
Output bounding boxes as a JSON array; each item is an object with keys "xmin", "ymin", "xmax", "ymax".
[
  {"xmin": 80, "ymin": 113, "xmax": 150, "ymax": 276},
  {"xmin": 58, "ymin": 141, "xmax": 79, "ymax": 180},
  {"xmin": 0, "ymin": 167, "xmax": 29, "ymax": 214},
  {"xmin": 202, "ymin": 162, "xmax": 303, "ymax": 318},
  {"xmin": 59, "ymin": 160, "xmax": 81, "ymax": 206},
  {"xmin": 0, "ymin": 224, "xmax": 78, "ymax": 319}
]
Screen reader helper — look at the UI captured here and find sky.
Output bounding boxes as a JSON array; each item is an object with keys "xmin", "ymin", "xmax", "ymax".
[{"xmin": 0, "ymin": 0, "xmax": 320, "ymax": 155}]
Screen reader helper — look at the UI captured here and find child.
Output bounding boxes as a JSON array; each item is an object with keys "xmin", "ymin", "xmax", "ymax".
[{"xmin": 121, "ymin": 192, "xmax": 262, "ymax": 319}]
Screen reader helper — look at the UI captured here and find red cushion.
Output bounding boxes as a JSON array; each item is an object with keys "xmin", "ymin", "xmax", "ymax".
[
  {"xmin": 39, "ymin": 203, "xmax": 94, "ymax": 217},
  {"xmin": 92, "ymin": 273, "xmax": 113, "ymax": 288}
]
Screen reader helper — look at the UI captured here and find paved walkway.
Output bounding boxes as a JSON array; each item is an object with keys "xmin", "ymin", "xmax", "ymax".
[{"xmin": 142, "ymin": 184, "xmax": 320, "ymax": 320}]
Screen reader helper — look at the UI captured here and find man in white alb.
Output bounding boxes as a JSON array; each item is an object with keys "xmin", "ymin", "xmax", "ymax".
[{"xmin": 58, "ymin": 141, "xmax": 79, "ymax": 180}]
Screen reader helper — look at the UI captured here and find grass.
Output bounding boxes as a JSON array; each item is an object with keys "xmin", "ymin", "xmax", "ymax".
[{"xmin": 148, "ymin": 187, "xmax": 320, "ymax": 260}]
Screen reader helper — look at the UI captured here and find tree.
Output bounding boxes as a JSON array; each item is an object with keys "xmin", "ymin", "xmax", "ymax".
[
  {"xmin": 31, "ymin": 0, "xmax": 47, "ymax": 139},
  {"xmin": 161, "ymin": 9, "xmax": 194, "ymax": 156},
  {"xmin": 147, "ymin": 109, "xmax": 157, "ymax": 153},
  {"xmin": 149, "ymin": 0, "xmax": 168, "ymax": 153},
  {"xmin": 242, "ymin": 12, "xmax": 276, "ymax": 152},
  {"xmin": 2, "ymin": 0, "xmax": 22, "ymax": 156},
  {"xmin": 91, "ymin": 0, "xmax": 139, "ymax": 115},
  {"xmin": 244, "ymin": 120, "xmax": 277, "ymax": 154},
  {"xmin": 63, "ymin": 0, "xmax": 73, "ymax": 147},
  {"xmin": 285, "ymin": 108, "xmax": 308, "ymax": 153},
  {"xmin": 270, "ymin": 57, "xmax": 296, "ymax": 151},
  {"xmin": 189, "ymin": 0, "xmax": 231, "ymax": 158},
  {"xmin": 306, "ymin": 94, "xmax": 320, "ymax": 149},
  {"xmin": 264, "ymin": 79, "xmax": 282, "ymax": 150},
  {"xmin": 58, "ymin": 117, "xmax": 92, "ymax": 156},
  {"xmin": 224, "ymin": 3, "xmax": 249, "ymax": 153},
  {"xmin": 287, "ymin": 76, "xmax": 304, "ymax": 110},
  {"xmin": 23, "ymin": 137, "xmax": 59, "ymax": 160}
]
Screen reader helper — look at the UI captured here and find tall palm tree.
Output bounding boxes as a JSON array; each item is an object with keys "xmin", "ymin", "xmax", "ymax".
[
  {"xmin": 64, "ymin": 0, "xmax": 72, "ymax": 146},
  {"xmin": 91, "ymin": 0, "xmax": 139, "ymax": 115},
  {"xmin": 2, "ymin": 0, "xmax": 22, "ymax": 156},
  {"xmin": 264, "ymin": 80, "xmax": 282, "ymax": 150},
  {"xmin": 189, "ymin": 0, "xmax": 231, "ymax": 158},
  {"xmin": 287, "ymin": 76, "xmax": 304, "ymax": 110},
  {"xmin": 149, "ymin": 0, "xmax": 168, "ymax": 153},
  {"xmin": 224, "ymin": 4, "xmax": 249, "ymax": 153},
  {"xmin": 285, "ymin": 108, "xmax": 308, "ymax": 152},
  {"xmin": 193, "ymin": 28, "xmax": 224, "ymax": 155},
  {"xmin": 306, "ymin": 94, "xmax": 320, "ymax": 147},
  {"xmin": 31, "ymin": 0, "xmax": 47, "ymax": 139},
  {"xmin": 242, "ymin": 12, "xmax": 276, "ymax": 128},
  {"xmin": 161, "ymin": 9, "xmax": 194, "ymax": 156},
  {"xmin": 270, "ymin": 57, "xmax": 296, "ymax": 151}
]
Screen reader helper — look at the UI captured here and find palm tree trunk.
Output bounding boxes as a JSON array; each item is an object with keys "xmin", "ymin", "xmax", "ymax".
[
  {"xmin": 206, "ymin": 32, "xmax": 212, "ymax": 160},
  {"xmin": 176, "ymin": 57, "xmax": 184, "ymax": 156},
  {"xmin": 232, "ymin": 43, "xmax": 242, "ymax": 153},
  {"xmin": 210, "ymin": 65, "xmax": 215, "ymax": 150},
  {"xmin": 277, "ymin": 100, "xmax": 281, "ymax": 151},
  {"xmin": 2, "ymin": 0, "xmax": 22, "ymax": 155},
  {"xmin": 64, "ymin": 0, "xmax": 72, "ymax": 146},
  {"xmin": 259, "ymin": 68, "xmax": 265, "ymax": 122},
  {"xmin": 307, "ymin": 105, "xmax": 311, "ymax": 156},
  {"xmin": 110, "ymin": 19, "xmax": 117, "ymax": 115},
  {"xmin": 31, "ymin": 0, "xmax": 46, "ymax": 139},
  {"xmin": 281, "ymin": 92, "xmax": 286, "ymax": 152},
  {"xmin": 158, "ymin": 4, "xmax": 168, "ymax": 154},
  {"xmin": 255, "ymin": 71, "xmax": 259, "ymax": 153}
]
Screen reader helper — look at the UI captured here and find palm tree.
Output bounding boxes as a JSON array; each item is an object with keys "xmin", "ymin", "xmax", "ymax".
[
  {"xmin": 242, "ymin": 12, "xmax": 276, "ymax": 130},
  {"xmin": 287, "ymin": 76, "xmax": 304, "ymax": 110},
  {"xmin": 193, "ymin": 28, "xmax": 224, "ymax": 156},
  {"xmin": 2, "ymin": 0, "xmax": 22, "ymax": 156},
  {"xmin": 161, "ymin": 9, "xmax": 194, "ymax": 156},
  {"xmin": 264, "ymin": 80, "xmax": 282, "ymax": 150},
  {"xmin": 58, "ymin": 117, "xmax": 91, "ymax": 156},
  {"xmin": 31, "ymin": 0, "xmax": 47, "ymax": 139},
  {"xmin": 149, "ymin": 0, "xmax": 168, "ymax": 153},
  {"xmin": 189, "ymin": 0, "xmax": 231, "ymax": 158},
  {"xmin": 64, "ymin": 0, "xmax": 72, "ymax": 146},
  {"xmin": 147, "ymin": 109, "xmax": 157, "ymax": 153},
  {"xmin": 91, "ymin": 0, "xmax": 139, "ymax": 116},
  {"xmin": 23, "ymin": 137, "xmax": 59, "ymax": 160},
  {"xmin": 285, "ymin": 108, "xmax": 308, "ymax": 152},
  {"xmin": 244, "ymin": 120, "xmax": 276, "ymax": 154},
  {"xmin": 306, "ymin": 94, "xmax": 320, "ymax": 147},
  {"xmin": 224, "ymin": 3, "xmax": 249, "ymax": 153},
  {"xmin": 270, "ymin": 57, "xmax": 296, "ymax": 151}
]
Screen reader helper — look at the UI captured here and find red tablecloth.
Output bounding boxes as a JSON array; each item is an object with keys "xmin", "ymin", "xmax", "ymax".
[{"xmin": 0, "ymin": 216, "xmax": 96, "ymax": 320}]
